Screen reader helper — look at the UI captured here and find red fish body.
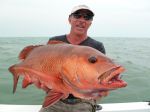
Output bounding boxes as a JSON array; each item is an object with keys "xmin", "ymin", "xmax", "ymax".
[{"xmin": 9, "ymin": 41, "xmax": 127, "ymax": 107}]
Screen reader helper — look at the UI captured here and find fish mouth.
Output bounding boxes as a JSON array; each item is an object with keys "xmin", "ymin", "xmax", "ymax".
[{"xmin": 98, "ymin": 66, "xmax": 127, "ymax": 89}]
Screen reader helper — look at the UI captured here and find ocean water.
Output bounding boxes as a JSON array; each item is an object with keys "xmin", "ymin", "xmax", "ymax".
[{"xmin": 0, "ymin": 37, "xmax": 150, "ymax": 105}]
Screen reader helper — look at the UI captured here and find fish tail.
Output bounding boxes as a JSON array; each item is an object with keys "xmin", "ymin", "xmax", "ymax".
[{"xmin": 9, "ymin": 65, "xmax": 20, "ymax": 93}]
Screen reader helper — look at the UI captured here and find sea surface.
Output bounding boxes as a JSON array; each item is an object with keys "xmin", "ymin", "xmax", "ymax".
[{"xmin": 0, "ymin": 37, "xmax": 150, "ymax": 105}]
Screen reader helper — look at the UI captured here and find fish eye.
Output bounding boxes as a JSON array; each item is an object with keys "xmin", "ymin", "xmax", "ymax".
[{"xmin": 88, "ymin": 56, "xmax": 97, "ymax": 63}]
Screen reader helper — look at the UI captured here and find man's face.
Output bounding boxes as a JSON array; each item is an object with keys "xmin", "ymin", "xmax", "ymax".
[{"xmin": 69, "ymin": 10, "xmax": 93, "ymax": 35}]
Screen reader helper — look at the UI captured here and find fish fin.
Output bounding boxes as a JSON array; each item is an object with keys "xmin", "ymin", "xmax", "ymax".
[
  {"xmin": 9, "ymin": 65, "xmax": 51, "ymax": 93},
  {"xmin": 47, "ymin": 40, "xmax": 66, "ymax": 44},
  {"xmin": 43, "ymin": 90, "xmax": 64, "ymax": 107},
  {"xmin": 22, "ymin": 75, "xmax": 32, "ymax": 88},
  {"xmin": 13, "ymin": 73, "xmax": 19, "ymax": 93},
  {"xmin": 19, "ymin": 45, "xmax": 43, "ymax": 60},
  {"xmin": 9, "ymin": 65, "xmax": 19, "ymax": 93}
]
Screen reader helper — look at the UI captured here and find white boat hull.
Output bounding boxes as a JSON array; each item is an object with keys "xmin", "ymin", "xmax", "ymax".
[{"xmin": 0, "ymin": 102, "xmax": 149, "ymax": 112}]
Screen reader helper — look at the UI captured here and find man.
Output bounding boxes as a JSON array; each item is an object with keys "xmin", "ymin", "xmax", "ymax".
[{"xmin": 39, "ymin": 5, "xmax": 106, "ymax": 112}]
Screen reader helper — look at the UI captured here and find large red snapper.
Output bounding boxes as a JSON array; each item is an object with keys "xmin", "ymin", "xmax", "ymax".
[{"xmin": 9, "ymin": 41, "xmax": 127, "ymax": 107}]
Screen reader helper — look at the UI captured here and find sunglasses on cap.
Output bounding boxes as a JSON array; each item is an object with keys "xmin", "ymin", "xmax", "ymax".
[{"xmin": 71, "ymin": 13, "xmax": 93, "ymax": 21}]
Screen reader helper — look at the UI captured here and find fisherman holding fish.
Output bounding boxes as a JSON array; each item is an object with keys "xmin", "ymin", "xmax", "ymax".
[
  {"xmin": 40, "ymin": 5, "xmax": 106, "ymax": 112},
  {"xmin": 9, "ymin": 4, "xmax": 127, "ymax": 112}
]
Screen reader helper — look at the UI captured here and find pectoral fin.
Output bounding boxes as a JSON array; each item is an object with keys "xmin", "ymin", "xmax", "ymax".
[{"xmin": 43, "ymin": 90, "xmax": 64, "ymax": 107}]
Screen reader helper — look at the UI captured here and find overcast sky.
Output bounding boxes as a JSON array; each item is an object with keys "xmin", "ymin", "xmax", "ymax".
[{"xmin": 0, "ymin": 0, "xmax": 150, "ymax": 38}]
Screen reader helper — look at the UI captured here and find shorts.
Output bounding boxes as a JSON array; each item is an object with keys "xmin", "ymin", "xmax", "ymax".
[{"xmin": 39, "ymin": 99, "xmax": 96, "ymax": 112}]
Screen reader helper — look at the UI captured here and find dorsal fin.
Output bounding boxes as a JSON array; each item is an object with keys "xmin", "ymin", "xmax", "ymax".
[
  {"xmin": 19, "ymin": 45, "xmax": 43, "ymax": 60},
  {"xmin": 47, "ymin": 40, "xmax": 66, "ymax": 44}
]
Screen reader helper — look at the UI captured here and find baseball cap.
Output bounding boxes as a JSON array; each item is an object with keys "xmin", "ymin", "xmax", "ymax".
[{"xmin": 71, "ymin": 5, "xmax": 94, "ymax": 16}]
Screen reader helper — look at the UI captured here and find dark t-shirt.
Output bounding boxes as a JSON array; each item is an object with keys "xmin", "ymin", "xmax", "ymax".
[
  {"xmin": 48, "ymin": 35, "xmax": 106, "ymax": 99},
  {"xmin": 49, "ymin": 35, "xmax": 106, "ymax": 54}
]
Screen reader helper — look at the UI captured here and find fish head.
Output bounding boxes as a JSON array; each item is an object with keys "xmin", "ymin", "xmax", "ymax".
[
  {"xmin": 62, "ymin": 46, "xmax": 127, "ymax": 98},
  {"xmin": 77, "ymin": 52, "xmax": 127, "ymax": 88}
]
